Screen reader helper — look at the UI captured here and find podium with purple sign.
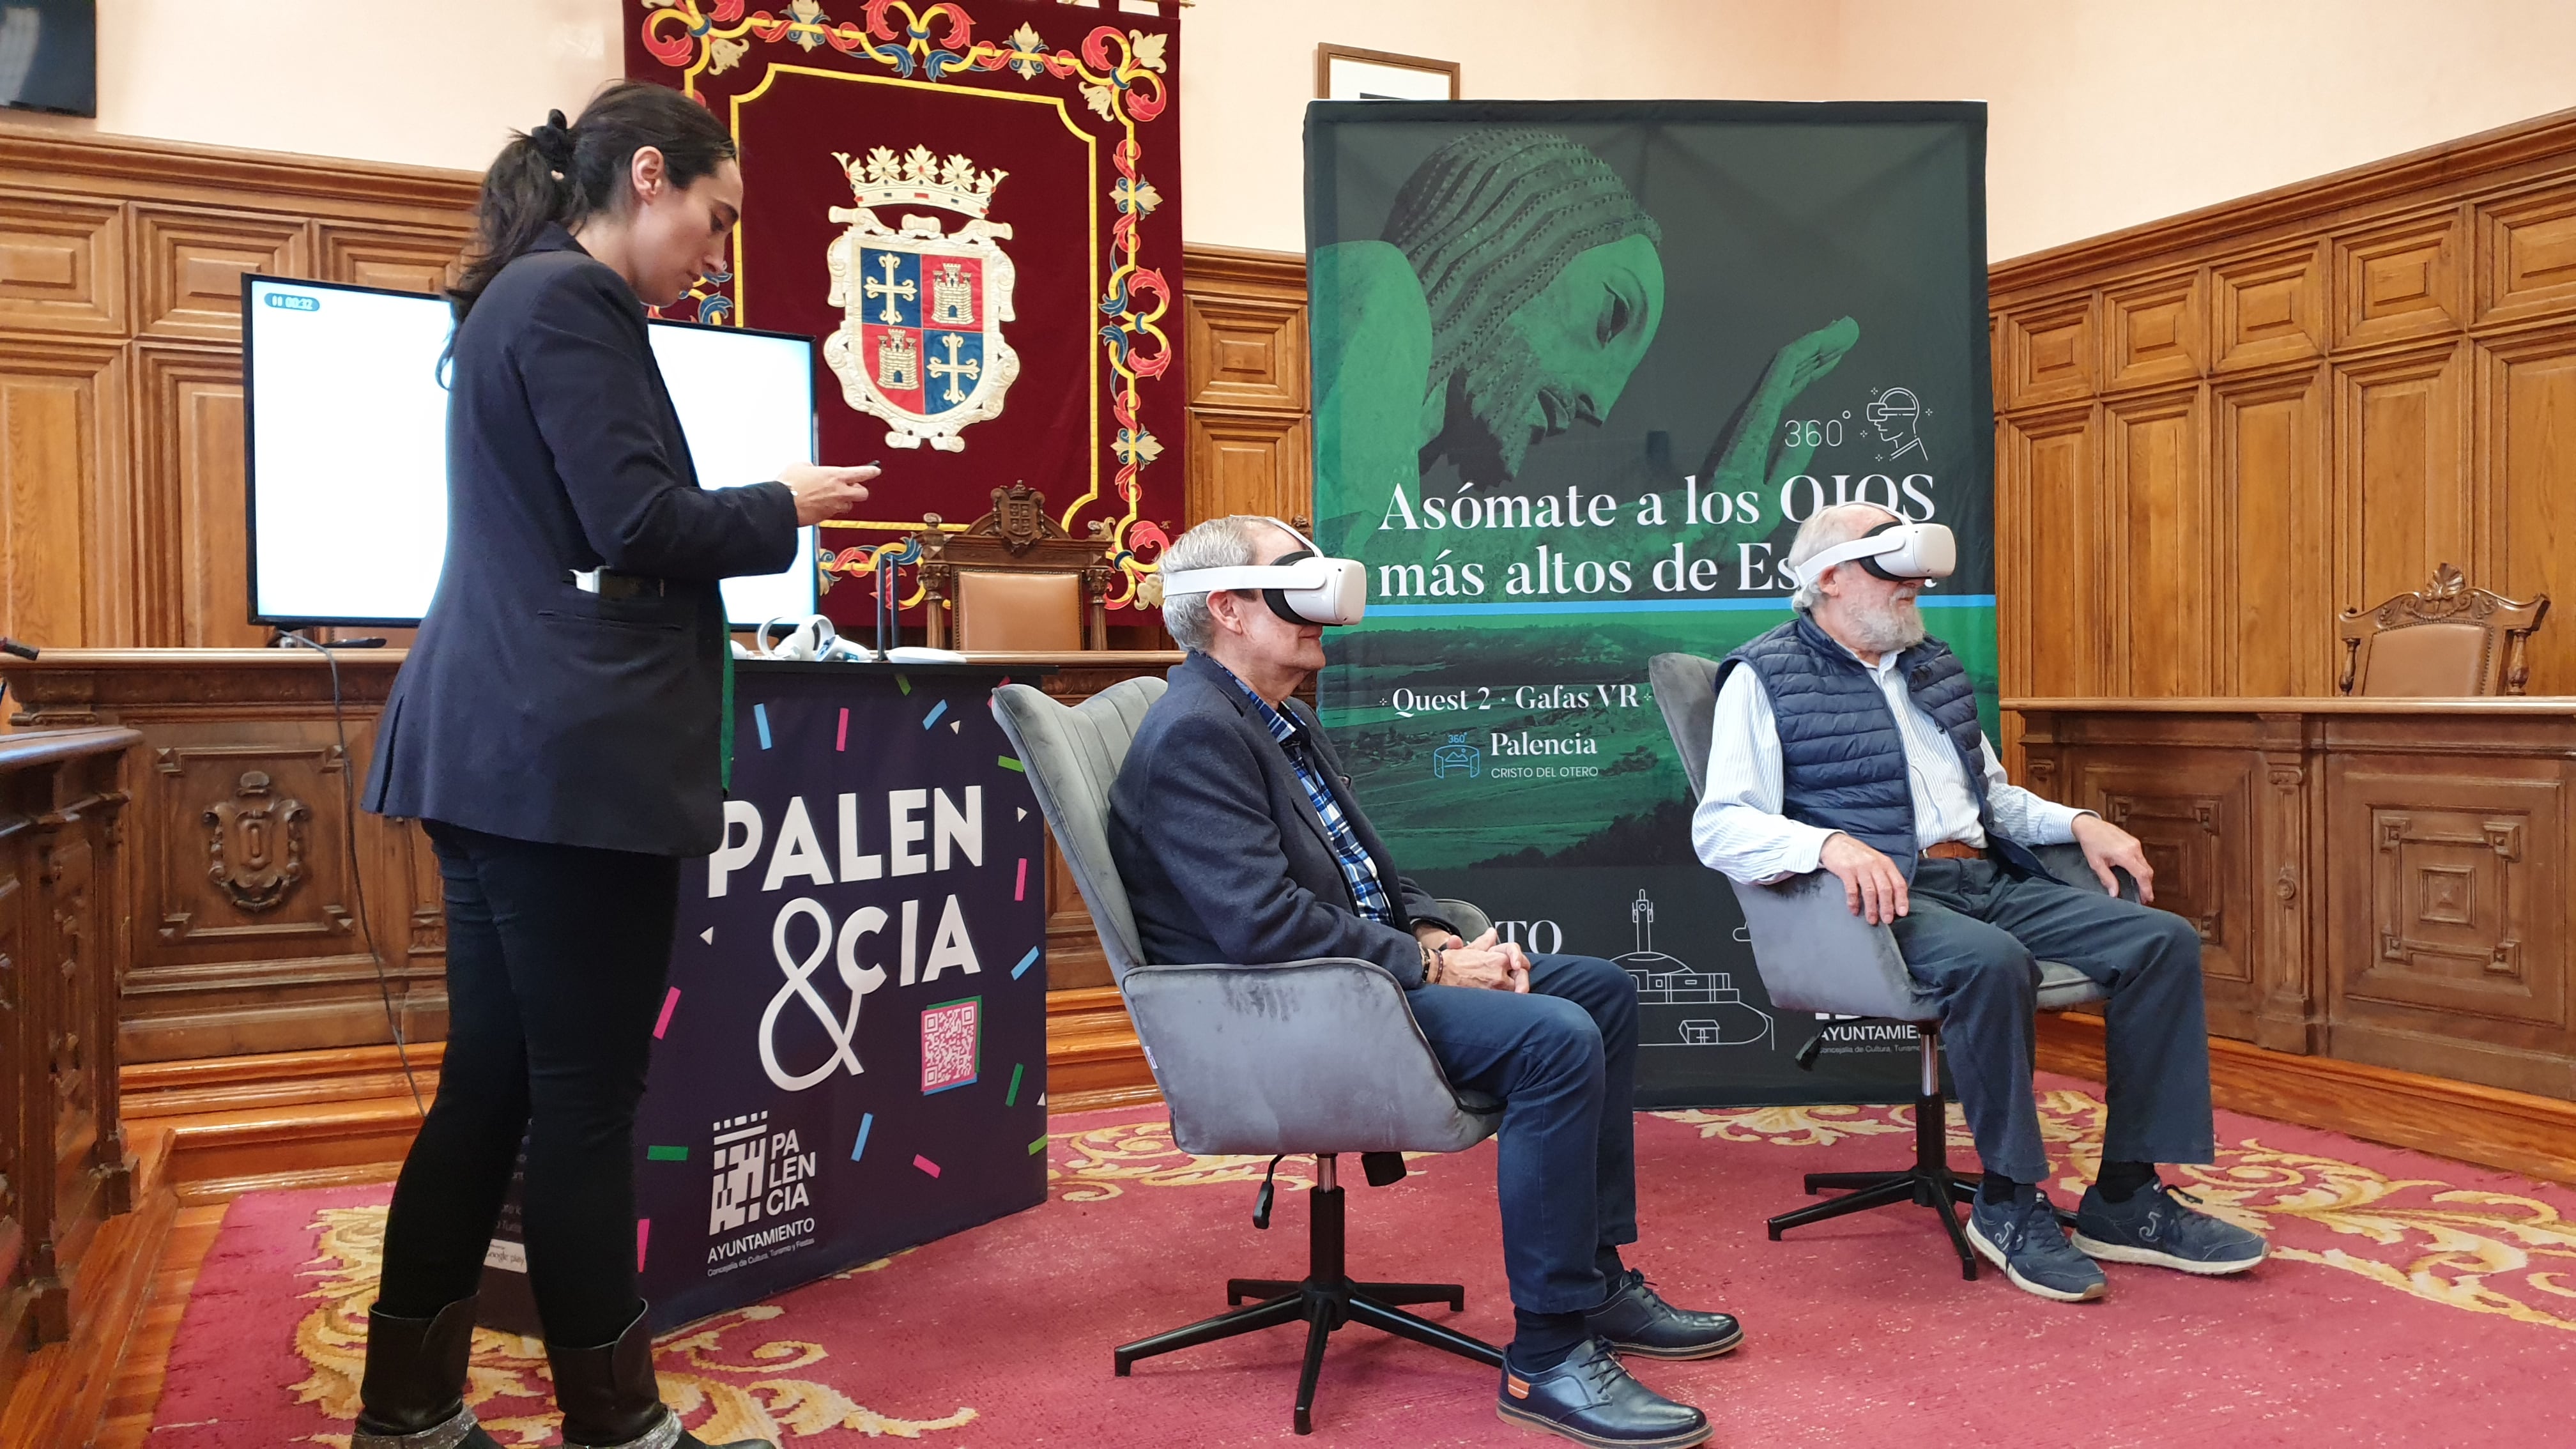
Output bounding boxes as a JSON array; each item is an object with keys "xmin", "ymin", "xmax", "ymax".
[{"xmin": 480, "ymin": 661, "xmax": 1050, "ymax": 1332}]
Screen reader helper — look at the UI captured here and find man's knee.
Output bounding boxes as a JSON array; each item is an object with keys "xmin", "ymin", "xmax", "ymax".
[
  {"xmin": 1551, "ymin": 954, "xmax": 1638, "ymax": 1039},
  {"xmin": 1517, "ymin": 995, "xmax": 1606, "ymax": 1085}
]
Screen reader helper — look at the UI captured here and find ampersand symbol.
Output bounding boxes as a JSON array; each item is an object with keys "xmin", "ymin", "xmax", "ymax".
[{"xmin": 758, "ymin": 898, "xmax": 889, "ymax": 1092}]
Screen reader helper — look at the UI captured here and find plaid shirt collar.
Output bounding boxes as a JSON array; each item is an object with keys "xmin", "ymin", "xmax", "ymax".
[{"xmin": 1211, "ymin": 659, "xmax": 1395, "ymax": 924}]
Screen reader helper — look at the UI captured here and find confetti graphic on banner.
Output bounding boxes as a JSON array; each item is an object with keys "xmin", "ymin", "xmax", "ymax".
[
  {"xmin": 753, "ymin": 703, "xmax": 773, "ymax": 749},
  {"xmin": 636, "ymin": 1219, "xmax": 652, "ymax": 1270},
  {"xmin": 654, "ymin": 988, "xmax": 681, "ymax": 1040},
  {"xmin": 1010, "ymin": 947, "xmax": 1038, "ymax": 981},
  {"xmin": 648, "ymin": 1145, "xmax": 689, "ymax": 1162},
  {"xmin": 851, "ymin": 1112, "xmax": 876, "ymax": 1162},
  {"xmin": 837, "ymin": 706, "xmax": 850, "ymax": 751},
  {"xmin": 914, "ymin": 1154, "xmax": 942, "ymax": 1179},
  {"xmin": 922, "ymin": 699, "xmax": 950, "ymax": 730},
  {"xmin": 1006, "ymin": 1062, "xmax": 1023, "ymax": 1106},
  {"xmin": 1014, "ymin": 857, "xmax": 1027, "ymax": 901}
]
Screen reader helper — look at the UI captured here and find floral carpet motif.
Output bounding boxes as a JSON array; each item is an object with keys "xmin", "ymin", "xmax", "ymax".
[
  {"xmin": 1659, "ymin": 1087, "xmax": 2576, "ymax": 1333},
  {"xmin": 282, "ymin": 1207, "xmax": 974, "ymax": 1446}
]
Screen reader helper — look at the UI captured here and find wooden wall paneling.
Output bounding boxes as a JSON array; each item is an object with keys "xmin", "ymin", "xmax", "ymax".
[
  {"xmin": 2257, "ymin": 714, "xmax": 2327, "ymax": 1054},
  {"xmin": 133, "ymin": 346, "xmax": 263, "ymax": 650},
  {"xmin": 0, "ymin": 341, "xmax": 132, "ymax": 649},
  {"xmin": 2212, "ymin": 243, "xmax": 2327, "ymax": 372},
  {"xmin": 2333, "ymin": 206, "xmax": 2468, "ymax": 352},
  {"xmin": 2475, "ymin": 180, "xmax": 2576, "ymax": 328},
  {"xmin": 130, "ymin": 206, "xmax": 307, "ymax": 342},
  {"xmin": 2325, "ymin": 748, "xmax": 2574, "ymax": 1098},
  {"xmin": 0, "ymin": 192, "xmax": 125, "ymax": 337},
  {"xmin": 2002, "ymin": 295, "xmax": 2097, "ymax": 409},
  {"xmin": 2106, "ymin": 387, "xmax": 2211, "ymax": 696},
  {"xmin": 1998, "ymin": 404, "xmax": 2104, "ymax": 698},
  {"xmin": 2076, "ymin": 753, "xmax": 2265, "ymax": 1038},
  {"xmin": 2478, "ymin": 325, "xmax": 2576, "ymax": 696},
  {"xmin": 1180, "ymin": 245, "xmax": 1309, "ymax": 528},
  {"xmin": 315, "ymin": 224, "xmax": 464, "ymax": 296},
  {"xmin": 2214, "ymin": 366, "xmax": 2329, "ymax": 695},
  {"xmin": 1186, "ymin": 412, "xmax": 1312, "ymax": 530},
  {"xmin": 2104, "ymin": 270, "xmax": 2206, "ymax": 391},
  {"xmin": 2334, "ymin": 340, "xmax": 2473, "ymax": 612}
]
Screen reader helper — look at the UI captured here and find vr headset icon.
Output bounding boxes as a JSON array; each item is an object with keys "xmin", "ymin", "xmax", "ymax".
[
  {"xmin": 1788, "ymin": 519, "xmax": 1956, "ymax": 589},
  {"xmin": 1158, "ymin": 518, "xmax": 1368, "ymax": 627}
]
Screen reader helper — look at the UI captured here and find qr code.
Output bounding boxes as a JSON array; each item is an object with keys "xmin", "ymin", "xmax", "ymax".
[{"xmin": 921, "ymin": 999, "xmax": 981, "ymax": 1094}]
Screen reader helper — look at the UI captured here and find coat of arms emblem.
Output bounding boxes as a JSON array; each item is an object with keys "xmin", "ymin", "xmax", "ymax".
[{"xmin": 824, "ymin": 146, "xmax": 1021, "ymax": 452}]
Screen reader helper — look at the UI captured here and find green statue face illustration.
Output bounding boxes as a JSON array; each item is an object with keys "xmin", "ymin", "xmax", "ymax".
[{"xmin": 1383, "ymin": 130, "xmax": 1667, "ymax": 480}]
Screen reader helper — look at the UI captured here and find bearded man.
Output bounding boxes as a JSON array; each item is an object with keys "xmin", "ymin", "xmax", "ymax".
[
  {"xmin": 1312, "ymin": 128, "xmax": 1858, "ymax": 498},
  {"xmin": 1692, "ymin": 502, "xmax": 2269, "ymax": 1303}
]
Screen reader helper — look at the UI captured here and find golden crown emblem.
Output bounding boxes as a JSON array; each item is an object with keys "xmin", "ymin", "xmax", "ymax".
[{"xmin": 834, "ymin": 145, "xmax": 1008, "ymax": 220}]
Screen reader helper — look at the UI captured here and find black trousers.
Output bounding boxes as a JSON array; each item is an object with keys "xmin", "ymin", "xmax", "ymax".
[
  {"xmin": 1404, "ymin": 955, "xmax": 1639, "ymax": 1315},
  {"xmin": 373, "ymin": 820, "xmax": 680, "ymax": 1348},
  {"xmin": 1890, "ymin": 859, "xmax": 2216, "ymax": 1184}
]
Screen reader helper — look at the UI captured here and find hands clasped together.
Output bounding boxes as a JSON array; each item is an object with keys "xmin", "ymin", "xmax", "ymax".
[{"xmin": 1414, "ymin": 923, "xmax": 1531, "ymax": 993}]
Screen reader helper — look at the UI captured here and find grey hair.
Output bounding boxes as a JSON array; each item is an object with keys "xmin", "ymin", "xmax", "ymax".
[
  {"xmin": 1158, "ymin": 514, "xmax": 1294, "ymax": 652},
  {"xmin": 1784, "ymin": 502, "xmax": 1903, "ymax": 613}
]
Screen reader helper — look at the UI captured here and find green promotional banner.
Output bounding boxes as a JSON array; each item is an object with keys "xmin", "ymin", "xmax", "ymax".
[{"xmin": 1307, "ymin": 101, "xmax": 1993, "ymax": 1107}]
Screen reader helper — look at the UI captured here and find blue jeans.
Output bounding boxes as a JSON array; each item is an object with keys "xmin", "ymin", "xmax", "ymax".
[
  {"xmin": 1404, "ymin": 954, "xmax": 1639, "ymax": 1315},
  {"xmin": 1892, "ymin": 859, "xmax": 2216, "ymax": 1184}
]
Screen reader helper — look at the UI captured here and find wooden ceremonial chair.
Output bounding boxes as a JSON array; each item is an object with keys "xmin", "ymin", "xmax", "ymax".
[
  {"xmin": 2337, "ymin": 564, "xmax": 2550, "ymax": 696},
  {"xmin": 916, "ymin": 482, "xmax": 1116, "ymax": 652}
]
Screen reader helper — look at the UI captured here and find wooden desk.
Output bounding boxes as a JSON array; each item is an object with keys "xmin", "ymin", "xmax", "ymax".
[{"xmin": 2012, "ymin": 696, "xmax": 2576, "ymax": 1101}]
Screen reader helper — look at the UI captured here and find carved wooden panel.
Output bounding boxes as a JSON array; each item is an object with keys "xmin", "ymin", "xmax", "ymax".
[
  {"xmin": 143, "ymin": 738, "xmax": 355, "ymax": 952},
  {"xmin": 2104, "ymin": 272, "xmax": 2204, "ymax": 390},
  {"xmin": 0, "ymin": 192, "xmax": 125, "ymax": 336},
  {"xmin": 135, "ymin": 345, "xmax": 264, "ymax": 649},
  {"xmin": 2334, "ymin": 770, "xmax": 2564, "ymax": 1033},
  {"xmin": 0, "ymin": 864, "xmax": 22, "ymax": 1273},
  {"xmin": 316, "ymin": 224, "xmax": 464, "ymax": 296},
  {"xmin": 1041, "ymin": 825, "xmax": 1110, "ymax": 992},
  {"xmin": 134, "ymin": 206, "xmax": 308, "ymax": 341},
  {"xmin": 2095, "ymin": 768, "xmax": 2260, "ymax": 1030},
  {"xmin": 2107, "ymin": 390, "xmax": 2208, "ymax": 696},
  {"xmin": 35, "ymin": 827, "xmax": 104, "ymax": 1241},
  {"xmin": 2215, "ymin": 370, "xmax": 2327, "ymax": 695},
  {"xmin": 2337, "ymin": 342, "xmax": 2469, "ymax": 611},
  {"xmin": 0, "ymin": 342, "xmax": 131, "ymax": 649},
  {"xmin": 2002, "ymin": 297, "xmax": 2096, "ymax": 408},
  {"xmin": 2479, "ymin": 326, "xmax": 2576, "ymax": 698},
  {"xmin": 2476, "ymin": 181, "xmax": 2576, "ymax": 328},
  {"xmin": 2213, "ymin": 245, "xmax": 2326, "ymax": 371},
  {"xmin": 1186, "ymin": 411, "xmax": 1310, "ymax": 534},
  {"xmin": 2334, "ymin": 210, "xmax": 2466, "ymax": 351},
  {"xmin": 2000, "ymin": 406, "xmax": 2101, "ymax": 698},
  {"xmin": 1185, "ymin": 292, "xmax": 1306, "ymax": 411}
]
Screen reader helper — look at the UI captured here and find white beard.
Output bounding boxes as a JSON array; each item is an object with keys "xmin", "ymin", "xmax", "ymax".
[{"xmin": 1844, "ymin": 593, "xmax": 1926, "ymax": 655}]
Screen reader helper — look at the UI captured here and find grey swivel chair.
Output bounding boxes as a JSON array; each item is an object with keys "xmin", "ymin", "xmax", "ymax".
[
  {"xmin": 1646, "ymin": 652, "xmax": 2122, "ymax": 1279},
  {"xmin": 992, "ymin": 678, "xmax": 1505, "ymax": 1435}
]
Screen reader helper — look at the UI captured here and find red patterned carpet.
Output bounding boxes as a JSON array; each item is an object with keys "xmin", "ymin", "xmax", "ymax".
[{"xmin": 148, "ymin": 1073, "xmax": 2576, "ymax": 1448}]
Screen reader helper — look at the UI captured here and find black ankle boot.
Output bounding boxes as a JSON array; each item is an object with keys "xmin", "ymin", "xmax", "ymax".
[
  {"xmin": 353, "ymin": 1295, "xmax": 501, "ymax": 1449},
  {"xmin": 546, "ymin": 1303, "xmax": 775, "ymax": 1449}
]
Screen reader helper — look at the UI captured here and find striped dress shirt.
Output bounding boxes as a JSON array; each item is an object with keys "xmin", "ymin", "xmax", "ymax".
[{"xmin": 1692, "ymin": 639, "xmax": 2089, "ymax": 884}]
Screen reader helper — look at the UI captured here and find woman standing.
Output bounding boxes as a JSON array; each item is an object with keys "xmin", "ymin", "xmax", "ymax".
[{"xmin": 356, "ymin": 82, "xmax": 875, "ymax": 1449}]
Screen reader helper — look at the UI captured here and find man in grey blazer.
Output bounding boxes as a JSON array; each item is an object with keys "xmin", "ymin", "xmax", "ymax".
[{"xmin": 1109, "ymin": 516, "xmax": 1731, "ymax": 1449}]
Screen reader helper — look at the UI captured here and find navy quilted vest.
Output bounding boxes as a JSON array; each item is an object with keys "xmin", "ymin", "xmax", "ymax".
[{"xmin": 1722, "ymin": 613, "xmax": 2039, "ymax": 880}]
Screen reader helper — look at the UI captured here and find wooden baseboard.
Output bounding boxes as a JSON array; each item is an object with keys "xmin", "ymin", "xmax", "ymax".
[
  {"xmin": 124, "ymin": 1041, "xmax": 444, "ymax": 1119},
  {"xmin": 0, "ymin": 1132, "xmax": 178, "ymax": 1446},
  {"xmin": 2037, "ymin": 1013, "xmax": 2576, "ymax": 1186}
]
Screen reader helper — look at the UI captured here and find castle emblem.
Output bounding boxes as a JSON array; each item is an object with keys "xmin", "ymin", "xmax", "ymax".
[{"xmin": 823, "ymin": 145, "xmax": 1022, "ymax": 452}]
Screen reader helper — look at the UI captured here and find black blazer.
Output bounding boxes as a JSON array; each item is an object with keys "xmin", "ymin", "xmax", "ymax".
[
  {"xmin": 363, "ymin": 227, "xmax": 799, "ymax": 856},
  {"xmin": 1107, "ymin": 652, "xmax": 1457, "ymax": 983}
]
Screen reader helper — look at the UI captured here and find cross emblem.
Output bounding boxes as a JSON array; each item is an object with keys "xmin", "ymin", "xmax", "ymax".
[
  {"xmin": 927, "ymin": 332, "xmax": 982, "ymax": 404},
  {"xmin": 861, "ymin": 253, "xmax": 916, "ymax": 325}
]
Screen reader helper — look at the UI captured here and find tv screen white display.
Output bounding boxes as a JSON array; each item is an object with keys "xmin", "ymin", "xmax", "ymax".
[{"xmin": 243, "ymin": 273, "xmax": 819, "ymax": 629}]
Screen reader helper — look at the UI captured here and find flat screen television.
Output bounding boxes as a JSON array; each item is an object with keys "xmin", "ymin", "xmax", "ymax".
[
  {"xmin": 0, "ymin": 1, "xmax": 96, "ymax": 116},
  {"xmin": 242, "ymin": 273, "xmax": 820, "ymax": 630}
]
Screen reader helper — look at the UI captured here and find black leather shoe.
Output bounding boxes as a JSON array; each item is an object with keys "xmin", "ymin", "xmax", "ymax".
[
  {"xmin": 1583, "ymin": 1269, "xmax": 1744, "ymax": 1360},
  {"xmin": 353, "ymin": 1295, "xmax": 503, "ymax": 1449},
  {"xmin": 546, "ymin": 1303, "xmax": 775, "ymax": 1449},
  {"xmin": 1496, "ymin": 1338, "xmax": 1711, "ymax": 1448}
]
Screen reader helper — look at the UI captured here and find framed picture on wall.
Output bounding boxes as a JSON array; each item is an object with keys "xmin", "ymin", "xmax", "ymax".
[{"xmin": 1316, "ymin": 45, "xmax": 1460, "ymax": 102}]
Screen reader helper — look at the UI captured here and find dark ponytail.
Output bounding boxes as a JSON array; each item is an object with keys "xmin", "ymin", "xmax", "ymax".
[{"xmin": 448, "ymin": 80, "xmax": 738, "ymax": 324}]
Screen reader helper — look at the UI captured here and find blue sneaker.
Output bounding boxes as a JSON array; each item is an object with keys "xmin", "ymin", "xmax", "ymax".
[
  {"xmin": 2073, "ymin": 1178, "xmax": 2268, "ymax": 1275},
  {"xmin": 1965, "ymin": 1187, "xmax": 2106, "ymax": 1302}
]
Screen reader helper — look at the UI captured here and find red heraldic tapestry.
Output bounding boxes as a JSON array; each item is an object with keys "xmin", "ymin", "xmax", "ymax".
[{"xmin": 628, "ymin": 0, "xmax": 1183, "ymax": 620}]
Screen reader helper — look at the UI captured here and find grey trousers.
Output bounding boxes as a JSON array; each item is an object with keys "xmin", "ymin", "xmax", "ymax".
[{"xmin": 1890, "ymin": 858, "xmax": 2216, "ymax": 1184}]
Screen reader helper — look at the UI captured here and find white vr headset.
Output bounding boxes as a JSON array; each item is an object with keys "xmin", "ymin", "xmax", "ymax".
[
  {"xmin": 1158, "ymin": 519, "xmax": 1368, "ymax": 627},
  {"xmin": 1789, "ymin": 520, "xmax": 1957, "ymax": 588}
]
